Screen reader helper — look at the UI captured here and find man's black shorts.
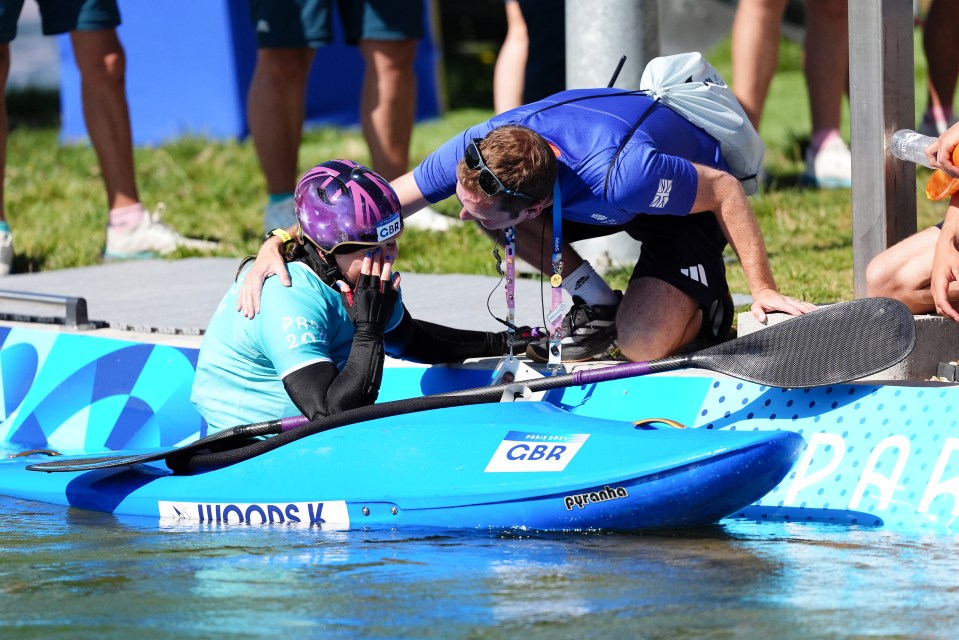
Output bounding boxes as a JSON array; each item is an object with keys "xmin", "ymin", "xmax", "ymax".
[{"xmin": 564, "ymin": 211, "xmax": 734, "ymax": 341}]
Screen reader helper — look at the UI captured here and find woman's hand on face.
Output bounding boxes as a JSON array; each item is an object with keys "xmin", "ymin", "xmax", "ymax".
[
  {"xmin": 337, "ymin": 248, "xmax": 401, "ymax": 331},
  {"xmin": 343, "ymin": 247, "xmax": 399, "ymax": 293}
]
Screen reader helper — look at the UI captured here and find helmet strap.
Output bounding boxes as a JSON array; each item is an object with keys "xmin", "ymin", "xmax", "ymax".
[{"xmin": 302, "ymin": 241, "xmax": 345, "ymax": 288}]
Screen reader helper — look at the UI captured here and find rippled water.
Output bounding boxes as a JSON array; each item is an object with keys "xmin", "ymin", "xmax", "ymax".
[{"xmin": 1, "ymin": 496, "xmax": 957, "ymax": 639}]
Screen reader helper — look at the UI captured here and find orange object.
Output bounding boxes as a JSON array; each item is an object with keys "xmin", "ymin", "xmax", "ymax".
[{"xmin": 926, "ymin": 145, "xmax": 959, "ymax": 200}]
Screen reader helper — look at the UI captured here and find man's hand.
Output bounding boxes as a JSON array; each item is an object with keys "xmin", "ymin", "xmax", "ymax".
[
  {"xmin": 932, "ymin": 121, "xmax": 959, "ymax": 178},
  {"xmin": 237, "ymin": 235, "xmax": 291, "ymax": 319},
  {"xmin": 749, "ymin": 288, "xmax": 818, "ymax": 324}
]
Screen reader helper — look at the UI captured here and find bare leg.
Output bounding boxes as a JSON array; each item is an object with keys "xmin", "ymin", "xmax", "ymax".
[
  {"xmin": 69, "ymin": 30, "xmax": 138, "ymax": 210},
  {"xmin": 68, "ymin": 32, "xmax": 213, "ymax": 255},
  {"xmin": 0, "ymin": 44, "xmax": 8, "ymax": 274},
  {"xmin": 493, "ymin": 0, "xmax": 528, "ymax": 114},
  {"xmin": 923, "ymin": 0, "xmax": 959, "ymax": 130},
  {"xmin": 866, "ymin": 225, "xmax": 959, "ymax": 313},
  {"xmin": 730, "ymin": 0, "xmax": 788, "ymax": 130},
  {"xmin": 616, "ymin": 277, "xmax": 701, "ymax": 361},
  {"xmin": 247, "ymin": 48, "xmax": 316, "ymax": 195},
  {"xmin": 358, "ymin": 39, "xmax": 417, "ymax": 181},
  {"xmin": 0, "ymin": 43, "xmax": 9, "ymax": 222},
  {"xmin": 804, "ymin": 0, "xmax": 848, "ymax": 142}
]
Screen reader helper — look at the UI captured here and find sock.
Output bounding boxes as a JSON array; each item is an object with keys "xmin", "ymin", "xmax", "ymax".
[
  {"xmin": 932, "ymin": 105, "xmax": 955, "ymax": 122},
  {"xmin": 108, "ymin": 203, "xmax": 146, "ymax": 231},
  {"xmin": 0, "ymin": 220, "xmax": 9, "ymax": 232},
  {"xmin": 264, "ymin": 193, "xmax": 297, "ymax": 233},
  {"xmin": 268, "ymin": 192, "xmax": 295, "ymax": 206},
  {"xmin": 562, "ymin": 261, "xmax": 619, "ymax": 306},
  {"xmin": 264, "ymin": 193, "xmax": 296, "ymax": 219},
  {"xmin": 809, "ymin": 129, "xmax": 842, "ymax": 154}
]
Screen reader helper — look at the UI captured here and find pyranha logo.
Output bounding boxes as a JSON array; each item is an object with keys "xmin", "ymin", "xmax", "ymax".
[
  {"xmin": 564, "ymin": 485, "xmax": 629, "ymax": 510},
  {"xmin": 649, "ymin": 179, "xmax": 671, "ymax": 208}
]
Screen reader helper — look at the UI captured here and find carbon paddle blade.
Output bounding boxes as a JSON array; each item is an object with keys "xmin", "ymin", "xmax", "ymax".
[
  {"xmin": 25, "ymin": 415, "xmax": 303, "ymax": 473},
  {"xmin": 688, "ymin": 297, "xmax": 916, "ymax": 387},
  {"xmin": 26, "ymin": 450, "xmax": 167, "ymax": 473}
]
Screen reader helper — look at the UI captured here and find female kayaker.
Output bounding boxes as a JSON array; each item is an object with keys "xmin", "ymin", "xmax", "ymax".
[{"xmin": 191, "ymin": 160, "xmax": 533, "ymax": 432}]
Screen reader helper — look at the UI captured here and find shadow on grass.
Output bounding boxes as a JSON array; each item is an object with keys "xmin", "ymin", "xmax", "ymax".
[
  {"xmin": 6, "ymin": 88, "xmax": 60, "ymax": 130},
  {"xmin": 762, "ymin": 171, "xmax": 808, "ymax": 191},
  {"xmin": 760, "ymin": 134, "xmax": 840, "ymax": 192},
  {"xmin": 11, "ymin": 252, "xmax": 48, "ymax": 275}
]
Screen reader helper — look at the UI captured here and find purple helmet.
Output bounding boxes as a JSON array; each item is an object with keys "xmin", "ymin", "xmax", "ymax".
[{"xmin": 294, "ymin": 159, "xmax": 403, "ymax": 253}]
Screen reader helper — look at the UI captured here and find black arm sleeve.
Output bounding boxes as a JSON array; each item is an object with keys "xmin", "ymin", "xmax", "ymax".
[
  {"xmin": 282, "ymin": 325, "xmax": 385, "ymax": 421},
  {"xmin": 384, "ymin": 305, "xmax": 510, "ymax": 364}
]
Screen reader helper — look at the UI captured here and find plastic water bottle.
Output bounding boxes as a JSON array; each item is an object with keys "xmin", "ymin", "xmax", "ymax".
[
  {"xmin": 890, "ymin": 129, "xmax": 936, "ymax": 168},
  {"xmin": 890, "ymin": 129, "xmax": 959, "ymax": 201}
]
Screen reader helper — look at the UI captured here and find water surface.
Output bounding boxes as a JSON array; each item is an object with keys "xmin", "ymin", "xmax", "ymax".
[{"xmin": 1, "ymin": 495, "xmax": 955, "ymax": 639}]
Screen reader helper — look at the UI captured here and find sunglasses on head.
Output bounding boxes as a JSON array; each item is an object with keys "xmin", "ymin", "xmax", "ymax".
[
  {"xmin": 303, "ymin": 236, "xmax": 379, "ymax": 257},
  {"xmin": 329, "ymin": 242, "xmax": 375, "ymax": 256},
  {"xmin": 464, "ymin": 139, "xmax": 535, "ymax": 200}
]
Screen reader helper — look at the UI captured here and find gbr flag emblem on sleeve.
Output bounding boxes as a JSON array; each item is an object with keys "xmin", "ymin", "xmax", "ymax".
[{"xmin": 649, "ymin": 179, "xmax": 672, "ymax": 208}]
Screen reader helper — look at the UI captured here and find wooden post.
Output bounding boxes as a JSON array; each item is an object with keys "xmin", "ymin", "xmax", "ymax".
[{"xmin": 848, "ymin": 0, "xmax": 916, "ymax": 297}]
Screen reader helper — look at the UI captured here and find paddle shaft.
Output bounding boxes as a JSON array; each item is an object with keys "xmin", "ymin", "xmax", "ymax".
[{"xmin": 495, "ymin": 355, "xmax": 689, "ymax": 394}]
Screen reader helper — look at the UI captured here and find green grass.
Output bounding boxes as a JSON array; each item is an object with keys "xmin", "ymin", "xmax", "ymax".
[{"xmin": 2, "ymin": 29, "xmax": 947, "ymax": 306}]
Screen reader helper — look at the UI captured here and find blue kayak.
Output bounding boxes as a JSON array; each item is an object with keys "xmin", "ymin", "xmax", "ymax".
[{"xmin": 2, "ymin": 402, "xmax": 803, "ymax": 532}]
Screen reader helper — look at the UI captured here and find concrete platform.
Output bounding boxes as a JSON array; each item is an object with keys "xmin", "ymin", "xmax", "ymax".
[{"xmin": 738, "ymin": 308, "xmax": 959, "ymax": 382}]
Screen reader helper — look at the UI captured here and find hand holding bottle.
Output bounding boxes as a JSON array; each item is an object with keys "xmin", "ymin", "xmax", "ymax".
[{"xmin": 890, "ymin": 129, "xmax": 959, "ymax": 201}]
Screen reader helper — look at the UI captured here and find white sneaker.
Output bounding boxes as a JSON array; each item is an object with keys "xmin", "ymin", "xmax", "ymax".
[
  {"xmin": 104, "ymin": 204, "xmax": 218, "ymax": 260},
  {"xmin": 802, "ymin": 137, "xmax": 852, "ymax": 189},
  {"xmin": 263, "ymin": 196, "xmax": 296, "ymax": 234},
  {"xmin": 0, "ymin": 227, "xmax": 12, "ymax": 276},
  {"xmin": 403, "ymin": 206, "xmax": 461, "ymax": 231}
]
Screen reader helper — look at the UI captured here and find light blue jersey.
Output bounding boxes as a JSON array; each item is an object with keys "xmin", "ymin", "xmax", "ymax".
[{"xmin": 191, "ymin": 262, "xmax": 404, "ymax": 432}]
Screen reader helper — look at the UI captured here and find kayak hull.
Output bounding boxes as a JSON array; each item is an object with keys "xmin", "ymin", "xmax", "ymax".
[{"xmin": 3, "ymin": 403, "xmax": 803, "ymax": 532}]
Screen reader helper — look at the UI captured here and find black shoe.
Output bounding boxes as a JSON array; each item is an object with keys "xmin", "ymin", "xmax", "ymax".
[{"xmin": 526, "ymin": 294, "xmax": 620, "ymax": 363}]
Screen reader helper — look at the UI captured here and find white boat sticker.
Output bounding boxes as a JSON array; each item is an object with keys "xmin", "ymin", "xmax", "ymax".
[
  {"xmin": 484, "ymin": 431, "xmax": 590, "ymax": 472},
  {"xmin": 158, "ymin": 500, "xmax": 350, "ymax": 528}
]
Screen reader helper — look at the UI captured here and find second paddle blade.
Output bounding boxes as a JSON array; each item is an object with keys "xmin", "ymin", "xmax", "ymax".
[{"xmin": 690, "ymin": 297, "xmax": 916, "ymax": 387}]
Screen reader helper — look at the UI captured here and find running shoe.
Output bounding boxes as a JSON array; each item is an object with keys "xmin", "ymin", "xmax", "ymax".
[
  {"xmin": 403, "ymin": 206, "xmax": 462, "ymax": 231},
  {"xmin": 802, "ymin": 137, "xmax": 852, "ymax": 189},
  {"xmin": 104, "ymin": 204, "xmax": 218, "ymax": 260},
  {"xmin": 526, "ymin": 293, "xmax": 620, "ymax": 363}
]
